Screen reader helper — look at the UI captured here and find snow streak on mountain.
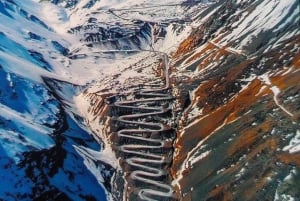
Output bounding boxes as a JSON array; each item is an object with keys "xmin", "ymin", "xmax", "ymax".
[{"xmin": 0, "ymin": 0, "xmax": 299, "ymax": 201}]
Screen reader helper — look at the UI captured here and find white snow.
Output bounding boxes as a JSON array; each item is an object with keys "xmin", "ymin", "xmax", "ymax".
[
  {"xmin": 220, "ymin": 0, "xmax": 300, "ymax": 51},
  {"xmin": 283, "ymin": 130, "xmax": 300, "ymax": 153},
  {"xmin": 235, "ymin": 167, "xmax": 246, "ymax": 178},
  {"xmin": 156, "ymin": 24, "xmax": 192, "ymax": 54},
  {"xmin": 189, "ymin": 150, "xmax": 211, "ymax": 166},
  {"xmin": 258, "ymin": 74, "xmax": 294, "ymax": 117},
  {"xmin": 274, "ymin": 167, "xmax": 298, "ymax": 201},
  {"xmin": 188, "ymin": 106, "xmax": 203, "ymax": 120},
  {"xmin": 0, "ymin": 103, "xmax": 55, "ymax": 161}
]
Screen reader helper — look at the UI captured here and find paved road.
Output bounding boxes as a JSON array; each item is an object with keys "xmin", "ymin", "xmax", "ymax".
[{"xmin": 113, "ymin": 85, "xmax": 175, "ymax": 200}]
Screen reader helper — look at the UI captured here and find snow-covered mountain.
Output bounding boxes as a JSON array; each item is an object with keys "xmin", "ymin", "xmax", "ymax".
[
  {"xmin": 0, "ymin": 0, "xmax": 299, "ymax": 200},
  {"xmin": 0, "ymin": 0, "xmax": 192, "ymax": 200},
  {"xmin": 0, "ymin": 0, "xmax": 113, "ymax": 200}
]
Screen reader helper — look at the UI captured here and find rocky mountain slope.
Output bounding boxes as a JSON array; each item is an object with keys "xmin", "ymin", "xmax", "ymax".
[
  {"xmin": 170, "ymin": 0, "xmax": 300, "ymax": 200},
  {"xmin": 0, "ymin": 0, "xmax": 299, "ymax": 201}
]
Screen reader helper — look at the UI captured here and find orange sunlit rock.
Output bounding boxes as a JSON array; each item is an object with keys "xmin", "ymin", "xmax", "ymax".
[
  {"xmin": 173, "ymin": 78, "xmax": 272, "ymax": 172},
  {"xmin": 278, "ymin": 153, "xmax": 300, "ymax": 167}
]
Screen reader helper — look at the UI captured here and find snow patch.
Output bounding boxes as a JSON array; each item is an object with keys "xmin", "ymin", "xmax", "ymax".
[{"xmin": 283, "ymin": 130, "xmax": 300, "ymax": 153}]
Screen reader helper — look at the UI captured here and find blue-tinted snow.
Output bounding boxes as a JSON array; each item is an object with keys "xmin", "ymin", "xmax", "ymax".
[
  {"xmin": 83, "ymin": 0, "xmax": 99, "ymax": 8},
  {"xmin": 0, "ymin": 64, "xmax": 59, "ymax": 161},
  {"xmin": 50, "ymin": 141, "xmax": 107, "ymax": 201},
  {"xmin": 27, "ymin": 31, "xmax": 44, "ymax": 41},
  {"xmin": 0, "ymin": 156, "xmax": 34, "ymax": 200},
  {"xmin": 51, "ymin": 41, "xmax": 69, "ymax": 56},
  {"xmin": 0, "ymin": 1, "xmax": 13, "ymax": 18},
  {"xmin": 0, "ymin": 66, "xmax": 59, "ymax": 120},
  {"xmin": 0, "ymin": 33, "xmax": 52, "ymax": 71},
  {"xmin": 64, "ymin": 114, "xmax": 101, "ymax": 150},
  {"xmin": 0, "ymin": 102, "xmax": 56, "ymax": 159}
]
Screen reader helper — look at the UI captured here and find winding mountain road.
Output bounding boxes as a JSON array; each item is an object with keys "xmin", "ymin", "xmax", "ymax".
[
  {"xmin": 78, "ymin": 6, "xmax": 179, "ymax": 200},
  {"xmin": 108, "ymin": 51, "xmax": 176, "ymax": 200},
  {"xmin": 78, "ymin": 31, "xmax": 176, "ymax": 199}
]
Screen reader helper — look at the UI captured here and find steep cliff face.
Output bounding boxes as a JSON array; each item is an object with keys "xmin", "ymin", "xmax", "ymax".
[{"xmin": 171, "ymin": 0, "xmax": 300, "ymax": 200}]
